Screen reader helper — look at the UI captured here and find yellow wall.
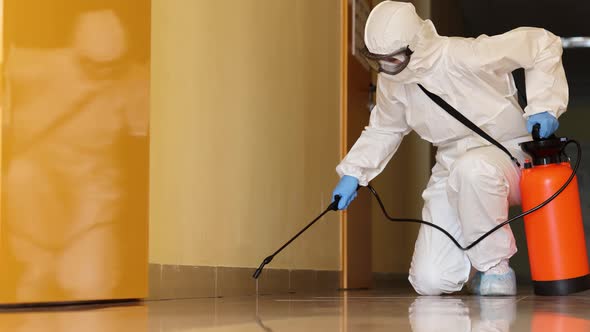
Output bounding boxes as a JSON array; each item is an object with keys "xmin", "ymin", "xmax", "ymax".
[{"xmin": 150, "ymin": 1, "xmax": 342, "ymax": 270}]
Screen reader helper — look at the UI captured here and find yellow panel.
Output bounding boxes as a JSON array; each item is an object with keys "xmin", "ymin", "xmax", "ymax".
[{"xmin": 0, "ymin": 0, "xmax": 150, "ymax": 304}]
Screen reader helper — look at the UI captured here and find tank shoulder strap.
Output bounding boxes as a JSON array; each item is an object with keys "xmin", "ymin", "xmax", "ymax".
[{"xmin": 417, "ymin": 84, "xmax": 521, "ymax": 167}]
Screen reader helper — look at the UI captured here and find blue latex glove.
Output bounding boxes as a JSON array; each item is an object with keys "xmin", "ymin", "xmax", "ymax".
[
  {"xmin": 332, "ymin": 175, "xmax": 359, "ymax": 210},
  {"xmin": 526, "ymin": 111, "xmax": 559, "ymax": 138}
]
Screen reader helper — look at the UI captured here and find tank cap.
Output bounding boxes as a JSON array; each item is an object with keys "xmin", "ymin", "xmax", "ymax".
[{"xmin": 520, "ymin": 137, "xmax": 568, "ymax": 166}]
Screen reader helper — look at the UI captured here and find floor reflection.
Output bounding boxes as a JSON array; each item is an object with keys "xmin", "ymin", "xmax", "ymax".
[
  {"xmin": 0, "ymin": 290, "xmax": 588, "ymax": 331},
  {"xmin": 409, "ymin": 297, "xmax": 516, "ymax": 332},
  {"xmin": 152, "ymin": 290, "xmax": 590, "ymax": 331}
]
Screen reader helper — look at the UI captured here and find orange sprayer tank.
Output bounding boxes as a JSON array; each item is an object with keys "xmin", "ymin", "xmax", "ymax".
[{"xmin": 520, "ymin": 134, "xmax": 590, "ymax": 295}]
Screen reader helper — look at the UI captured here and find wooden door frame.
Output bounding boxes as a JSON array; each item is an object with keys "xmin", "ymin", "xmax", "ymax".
[
  {"xmin": 339, "ymin": 0, "xmax": 349, "ymax": 290},
  {"xmin": 339, "ymin": 0, "xmax": 374, "ymax": 290}
]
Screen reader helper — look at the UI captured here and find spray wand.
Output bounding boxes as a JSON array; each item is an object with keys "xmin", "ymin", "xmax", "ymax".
[{"xmin": 252, "ymin": 196, "xmax": 341, "ymax": 279}]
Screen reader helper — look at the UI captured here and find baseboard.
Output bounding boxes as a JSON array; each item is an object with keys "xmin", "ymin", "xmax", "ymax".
[
  {"xmin": 148, "ymin": 264, "xmax": 340, "ymax": 300},
  {"xmin": 372, "ymin": 272, "xmax": 411, "ymax": 289}
]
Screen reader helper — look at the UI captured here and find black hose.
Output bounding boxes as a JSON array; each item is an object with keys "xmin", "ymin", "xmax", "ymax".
[
  {"xmin": 253, "ymin": 141, "xmax": 581, "ymax": 279},
  {"xmin": 368, "ymin": 139, "xmax": 582, "ymax": 251}
]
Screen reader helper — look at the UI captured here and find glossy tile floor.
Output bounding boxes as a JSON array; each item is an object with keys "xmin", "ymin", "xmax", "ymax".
[{"xmin": 0, "ymin": 287, "xmax": 589, "ymax": 331}]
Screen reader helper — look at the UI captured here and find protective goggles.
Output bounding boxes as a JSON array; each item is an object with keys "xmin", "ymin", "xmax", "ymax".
[{"xmin": 360, "ymin": 46, "xmax": 413, "ymax": 75}]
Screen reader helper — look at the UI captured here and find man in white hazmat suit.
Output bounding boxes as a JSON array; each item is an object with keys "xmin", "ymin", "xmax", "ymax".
[{"xmin": 332, "ymin": 1, "xmax": 567, "ymax": 296}]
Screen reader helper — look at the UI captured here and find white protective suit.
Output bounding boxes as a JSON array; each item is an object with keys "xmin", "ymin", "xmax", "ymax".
[{"xmin": 336, "ymin": 1, "xmax": 568, "ymax": 295}]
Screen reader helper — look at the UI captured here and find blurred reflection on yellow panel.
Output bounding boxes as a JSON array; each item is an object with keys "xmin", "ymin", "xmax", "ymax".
[
  {"xmin": 0, "ymin": 304, "xmax": 147, "ymax": 331},
  {"xmin": 0, "ymin": 1, "xmax": 150, "ymax": 304}
]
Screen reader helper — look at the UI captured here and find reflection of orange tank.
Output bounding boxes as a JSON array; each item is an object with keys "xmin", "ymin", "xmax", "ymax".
[
  {"xmin": 532, "ymin": 312, "xmax": 590, "ymax": 332},
  {"xmin": 520, "ymin": 135, "xmax": 590, "ymax": 296}
]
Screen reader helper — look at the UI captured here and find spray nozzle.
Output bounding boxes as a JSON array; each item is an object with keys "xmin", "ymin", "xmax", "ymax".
[{"xmin": 253, "ymin": 255, "xmax": 274, "ymax": 279}]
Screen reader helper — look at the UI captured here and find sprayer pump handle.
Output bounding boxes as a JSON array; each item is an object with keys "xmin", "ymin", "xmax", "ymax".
[{"xmin": 532, "ymin": 123, "xmax": 542, "ymax": 141}]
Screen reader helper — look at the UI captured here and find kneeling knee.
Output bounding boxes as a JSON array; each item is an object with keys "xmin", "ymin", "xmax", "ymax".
[
  {"xmin": 409, "ymin": 263, "xmax": 467, "ymax": 296},
  {"xmin": 409, "ymin": 267, "xmax": 449, "ymax": 296}
]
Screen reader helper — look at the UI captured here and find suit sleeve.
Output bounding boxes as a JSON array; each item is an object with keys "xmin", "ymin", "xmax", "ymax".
[
  {"xmin": 461, "ymin": 27, "xmax": 568, "ymax": 118},
  {"xmin": 336, "ymin": 77, "xmax": 411, "ymax": 186}
]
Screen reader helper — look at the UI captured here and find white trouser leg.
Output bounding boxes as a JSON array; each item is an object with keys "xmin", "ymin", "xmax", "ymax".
[
  {"xmin": 447, "ymin": 145, "xmax": 524, "ymax": 272},
  {"xmin": 409, "ymin": 164, "xmax": 471, "ymax": 295}
]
